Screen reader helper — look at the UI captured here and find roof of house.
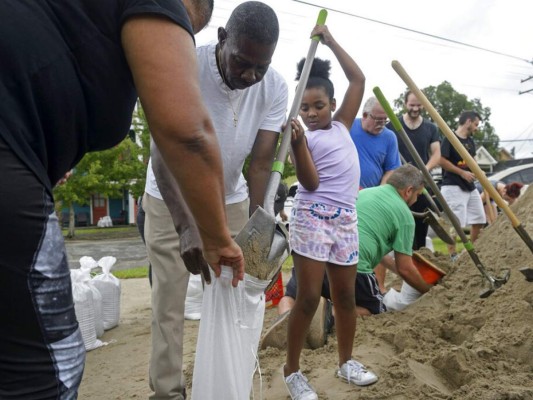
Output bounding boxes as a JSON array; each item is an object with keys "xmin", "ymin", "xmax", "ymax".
[{"xmin": 475, "ymin": 146, "xmax": 498, "ymax": 166}]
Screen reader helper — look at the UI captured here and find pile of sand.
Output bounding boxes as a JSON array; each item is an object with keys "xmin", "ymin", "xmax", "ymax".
[
  {"xmin": 253, "ymin": 187, "xmax": 533, "ymax": 399},
  {"xmin": 81, "ymin": 187, "xmax": 533, "ymax": 400}
]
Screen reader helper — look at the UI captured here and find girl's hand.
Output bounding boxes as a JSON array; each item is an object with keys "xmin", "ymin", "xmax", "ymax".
[
  {"xmin": 310, "ymin": 25, "xmax": 336, "ymax": 47},
  {"xmin": 289, "ymin": 118, "xmax": 305, "ymax": 146}
]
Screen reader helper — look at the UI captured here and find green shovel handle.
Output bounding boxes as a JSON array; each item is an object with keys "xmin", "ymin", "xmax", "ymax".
[{"xmin": 312, "ymin": 9, "xmax": 328, "ymax": 41}]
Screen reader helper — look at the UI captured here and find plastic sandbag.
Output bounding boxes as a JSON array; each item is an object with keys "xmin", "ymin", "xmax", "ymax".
[
  {"xmin": 71, "ymin": 269, "xmax": 104, "ymax": 351},
  {"xmin": 383, "ymin": 281, "xmax": 422, "ymax": 311},
  {"xmin": 92, "ymin": 256, "xmax": 121, "ymax": 330},
  {"xmin": 184, "ymin": 274, "xmax": 203, "ymax": 321},
  {"xmin": 191, "ymin": 267, "xmax": 270, "ymax": 400},
  {"xmin": 97, "ymin": 216, "xmax": 113, "ymax": 227},
  {"xmin": 79, "ymin": 256, "xmax": 104, "ymax": 337}
]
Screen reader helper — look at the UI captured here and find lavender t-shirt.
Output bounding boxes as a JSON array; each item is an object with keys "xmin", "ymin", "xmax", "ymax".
[{"xmin": 295, "ymin": 121, "xmax": 360, "ymax": 209}]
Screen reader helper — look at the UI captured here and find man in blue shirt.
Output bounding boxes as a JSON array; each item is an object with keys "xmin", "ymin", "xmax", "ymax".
[{"xmin": 350, "ymin": 96, "xmax": 401, "ymax": 188}]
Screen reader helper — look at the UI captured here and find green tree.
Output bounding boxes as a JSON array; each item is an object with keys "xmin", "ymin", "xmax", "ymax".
[
  {"xmin": 131, "ymin": 100, "xmax": 151, "ymax": 166},
  {"xmin": 392, "ymin": 81, "xmax": 500, "ymax": 157},
  {"xmin": 54, "ymin": 136, "xmax": 147, "ymax": 238},
  {"xmin": 53, "ymin": 156, "xmax": 104, "ymax": 238}
]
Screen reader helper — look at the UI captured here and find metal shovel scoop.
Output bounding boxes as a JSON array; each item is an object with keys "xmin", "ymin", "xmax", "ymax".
[
  {"xmin": 412, "ymin": 209, "xmax": 454, "ymax": 245},
  {"xmin": 237, "ymin": 9, "xmax": 328, "ymax": 283},
  {"xmin": 519, "ymin": 267, "xmax": 533, "ymax": 282}
]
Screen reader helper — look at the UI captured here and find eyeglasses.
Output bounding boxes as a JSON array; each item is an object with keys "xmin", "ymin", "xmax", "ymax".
[{"xmin": 368, "ymin": 114, "xmax": 389, "ymax": 125}]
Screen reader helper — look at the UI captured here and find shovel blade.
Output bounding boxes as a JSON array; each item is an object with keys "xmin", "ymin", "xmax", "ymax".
[
  {"xmin": 424, "ymin": 209, "xmax": 455, "ymax": 245},
  {"xmin": 479, "ymin": 269, "xmax": 510, "ymax": 298},
  {"xmin": 519, "ymin": 267, "xmax": 533, "ymax": 282},
  {"xmin": 235, "ymin": 207, "xmax": 287, "ymax": 280},
  {"xmin": 266, "ymin": 224, "xmax": 290, "ymax": 277}
]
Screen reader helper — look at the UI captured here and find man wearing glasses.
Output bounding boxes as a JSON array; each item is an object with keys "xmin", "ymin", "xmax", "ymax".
[
  {"xmin": 349, "ymin": 96, "xmax": 401, "ymax": 188},
  {"xmin": 387, "ymin": 91, "xmax": 441, "ymax": 250}
]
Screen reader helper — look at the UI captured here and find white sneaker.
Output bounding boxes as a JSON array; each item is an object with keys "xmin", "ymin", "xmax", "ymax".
[
  {"xmin": 284, "ymin": 370, "xmax": 318, "ymax": 400},
  {"xmin": 336, "ymin": 359, "xmax": 378, "ymax": 386}
]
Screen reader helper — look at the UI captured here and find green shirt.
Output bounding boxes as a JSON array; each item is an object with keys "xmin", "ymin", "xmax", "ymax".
[{"xmin": 357, "ymin": 184, "xmax": 414, "ymax": 274}]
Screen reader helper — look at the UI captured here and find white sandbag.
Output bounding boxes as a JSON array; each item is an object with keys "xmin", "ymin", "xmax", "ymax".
[
  {"xmin": 191, "ymin": 267, "xmax": 269, "ymax": 400},
  {"xmin": 97, "ymin": 216, "xmax": 113, "ymax": 227},
  {"xmin": 383, "ymin": 281, "xmax": 422, "ymax": 311},
  {"xmin": 71, "ymin": 269, "xmax": 103, "ymax": 351},
  {"xmin": 92, "ymin": 256, "xmax": 121, "ymax": 330},
  {"xmin": 425, "ymin": 236, "xmax": 435, "ymax": 252},
  {"xmin": 184, "ymin": 274, "xmax": 203, "ymax": 321},
  {"xmin": 79, "ymin": 256, "xmax": 104, "ymax": 337}
]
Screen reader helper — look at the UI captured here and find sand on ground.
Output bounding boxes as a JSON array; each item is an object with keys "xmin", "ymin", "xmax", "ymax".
[{"xmin": 80, "ymin": 187, "xmax": 533, "ymax": 400}]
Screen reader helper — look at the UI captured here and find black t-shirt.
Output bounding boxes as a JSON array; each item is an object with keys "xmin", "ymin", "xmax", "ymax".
[
  {"xmin": 441, "ymin": 134, "xmax": 476, "ymax": 191},
  {"xmin": 387, "ymin": 118, "xmax": 440, "ymax": 165},
  {"xmin": 0, "ymin": 0, "xmax": 193, "ymax": 192}
]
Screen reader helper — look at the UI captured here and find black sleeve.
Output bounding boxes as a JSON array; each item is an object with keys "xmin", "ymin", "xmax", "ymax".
[
  {"xmin": 120, "ymin": 0, "xmax": 194, "ymax": 40},
  {"xmin": 440, "ymin": 137, "xmax": 451, "ymax": 159}
]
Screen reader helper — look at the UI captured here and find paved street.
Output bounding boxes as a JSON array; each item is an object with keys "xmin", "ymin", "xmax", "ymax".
[{"xmin": 65, "ymin": 237, "xmax": 149, "ymax": 271}]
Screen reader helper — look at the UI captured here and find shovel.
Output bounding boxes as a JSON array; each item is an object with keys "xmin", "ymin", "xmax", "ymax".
[
  {"xmin": 412, "ymin": 209, "xmax": 453, "ymax": 245},
  {"xmin": 398, "ymin": 152, "xmax": 454, "ymax": 245},
  {"xmin": 374, "ymin": 85, "xmax": 509, "ymax": 298},
  {"xmin": 394, "ymin": 61, "xmax": 533, "ymax": 284},
  {"xmin": 236, "ymin": 9, "xmax": 328, "ymax": 283}
]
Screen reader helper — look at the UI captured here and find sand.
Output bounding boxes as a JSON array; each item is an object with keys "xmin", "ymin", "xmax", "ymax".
[{"xmin": 80, "ymin": 187, "xmax": 533, "ymax": 399}]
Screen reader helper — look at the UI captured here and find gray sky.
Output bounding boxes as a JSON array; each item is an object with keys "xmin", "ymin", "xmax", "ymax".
[{"xmin": 196, "ymin": 0, "xmax": 533, "ymax": 158}]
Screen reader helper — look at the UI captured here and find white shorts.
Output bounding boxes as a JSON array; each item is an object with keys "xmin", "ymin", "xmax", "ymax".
[{"xmin": 441, "ymin": 185, "xmax": 486, "ymax": 227}]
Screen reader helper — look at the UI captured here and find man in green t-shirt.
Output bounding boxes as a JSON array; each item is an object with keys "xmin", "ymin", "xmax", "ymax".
[{"xmin": 355, "ymin": 163, "xmax": 433, "ymax": 315}]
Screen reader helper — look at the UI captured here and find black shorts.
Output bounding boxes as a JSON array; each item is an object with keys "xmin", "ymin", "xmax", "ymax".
[
  {"xmin": 0, "ymin": 138, "xmax": 85, "ymax": 399},
  {"xmin": 355, "ymin": 273, "xmax": 387, "ymax": 314},
  {"xmin": 284, "ymin": 267, "xmax": 331, "ymax": 300},
  {"xmin": 284, "ymin": 268, "xmax": 385, "ymax": 315}
]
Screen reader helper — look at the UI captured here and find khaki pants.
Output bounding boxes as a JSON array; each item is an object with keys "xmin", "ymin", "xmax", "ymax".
[{"xmin": 143, "ymin": 193, "xmax": 249, "ymax": 399}]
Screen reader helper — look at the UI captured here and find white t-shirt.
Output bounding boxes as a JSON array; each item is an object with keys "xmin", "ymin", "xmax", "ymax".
[{"xmin": 145, "ymin": 42, "xmax": 288, "ymax": 203}]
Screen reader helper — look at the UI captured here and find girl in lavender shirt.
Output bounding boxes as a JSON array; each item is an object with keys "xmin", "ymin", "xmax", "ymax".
[{"xmin": 283, "ymin": 25, "xmax": 377, "ymax": 400}]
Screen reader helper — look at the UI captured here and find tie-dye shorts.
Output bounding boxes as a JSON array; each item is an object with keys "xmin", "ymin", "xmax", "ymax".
[{"xmin": 289, "ymin": 200, "xmax": 358, "ymax": 265}]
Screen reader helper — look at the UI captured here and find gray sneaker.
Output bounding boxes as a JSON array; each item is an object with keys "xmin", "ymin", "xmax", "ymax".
[
  {"xmin": 336, "ymin": 359, "xmax": 378, "ymax": 386},
  {"xmin": 284, "ymin": 370, "xmax": 318, "ymax": 400}
]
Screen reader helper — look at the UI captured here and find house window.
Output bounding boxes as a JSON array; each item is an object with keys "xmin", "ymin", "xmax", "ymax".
[{"xmin": 93, "ymin": 194, "xmax": 106, "ymax": 207}]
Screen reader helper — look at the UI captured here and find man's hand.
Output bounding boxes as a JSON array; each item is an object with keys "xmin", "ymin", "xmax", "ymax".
[
  {"xmin": 461, "ymin": 170, "xmax": 476, "ymax": 182},
  {"xmin": 203, "ymin": 240, "xmax": 245, "ymax": 288}
]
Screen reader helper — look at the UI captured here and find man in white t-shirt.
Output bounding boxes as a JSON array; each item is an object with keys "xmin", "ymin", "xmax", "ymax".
[{"xmin": 142, "ymin": 2, "xmax": 288, "ymax": 399}]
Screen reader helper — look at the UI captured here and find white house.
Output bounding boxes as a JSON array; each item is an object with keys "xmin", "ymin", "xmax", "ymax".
[{"xmin": 475, "ymin": 146, "xmax": 498, "ymax": 173}]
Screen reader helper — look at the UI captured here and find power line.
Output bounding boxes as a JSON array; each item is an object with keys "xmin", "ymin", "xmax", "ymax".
[
  {"xmin": 499, "ymin": 139, "xmax": 533, "ymax": 143},
  {"xmin": 292, "ymin": 0, "xmax": 532, "ymax": 65}
]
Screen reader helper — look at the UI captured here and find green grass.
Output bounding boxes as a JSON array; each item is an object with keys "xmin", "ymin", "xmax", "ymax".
[
  {"xmin": 63, "ymin": 225, "xmax": 141, "ymax": 240},
  {"xmin": 284, "ymin": 175, "xmax": 298, "ymax": 187},
  {"xmin": 113, "ymin": 266, "xmax": 149, "ymax": 279},
  {"xmin": 431, "ymin": 237, "xmax": 464, "ymax": 254},
  {"xmin": 281, "ymin": 254, "xmax": 293, "ymax": 272}
]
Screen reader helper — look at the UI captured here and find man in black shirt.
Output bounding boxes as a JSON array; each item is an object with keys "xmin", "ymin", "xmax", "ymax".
[
  {"xmin": 440, "ymin": 111, "xmax": 486, "ymax": 259},
  {"xmin": 387, "ymin": 91, "xmax": 441, "ymax": 250}
]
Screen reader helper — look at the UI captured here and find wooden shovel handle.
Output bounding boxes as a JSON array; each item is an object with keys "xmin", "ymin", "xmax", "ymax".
[{"xmin": 391, "ymin": 60, "xmax": 521, "ymax": 228}]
